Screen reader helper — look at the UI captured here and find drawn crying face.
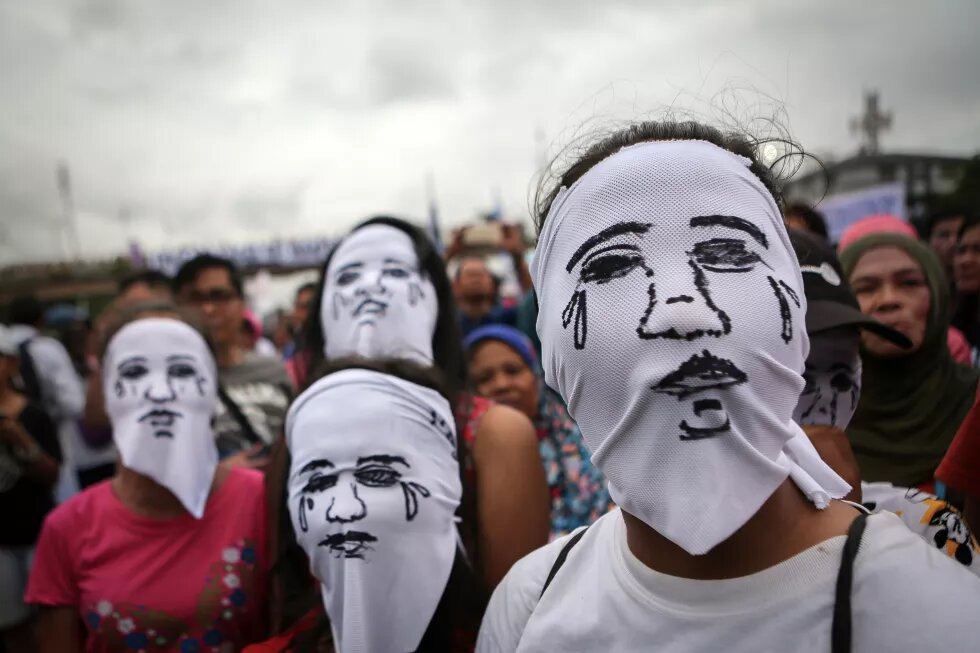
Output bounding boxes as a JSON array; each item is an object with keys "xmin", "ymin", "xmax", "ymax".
[
  {"xmin": 794, "ymin": 328, "xmax": 862, "ymax": 430},
  {"xmin": 287, "ymin": 386, "xmax": 456, "ymax": 565},
  {"xmin": 326, "ymin": 226, "xmax": 427, "ymax": 327},
  {"xmin": 294, "ymin": 453, "xmax": 430, "ymax": 559},
  {"xmin": 562, "ymin": 214, "xmax": 800, "ymax": 441},
  {"xmin": 104, "ymin": 319, "xmax": 215, "ymax": 441},
  {"xmin": 320, "ymin": 224, "xmax": 439, "ymax": 364}
]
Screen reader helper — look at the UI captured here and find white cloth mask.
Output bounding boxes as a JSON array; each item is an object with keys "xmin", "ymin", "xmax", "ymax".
[
  {"xmin": 286, "ymin": 368, "xmax": 461, "ymax": 653},
  {"xmin": 103, "ymin": 317, "xmax": 219, "ymax": 518},
  {"xmin": 532, "ymin": 139, "xmax": 850, "ymax": 555},
  {"xmin": 321, "ymin": 225, "xmax": 438, "ymax": 364},
  {"xmin": 794, "ymin": 328, "xmax": 863, "ymax": 429}
]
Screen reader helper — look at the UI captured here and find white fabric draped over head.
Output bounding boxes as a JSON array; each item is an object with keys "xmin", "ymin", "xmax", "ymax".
[
  {"xmin": 531, "ymin": 139, "xmax": 850, "ymax": 555},
  {"xmin": 285, "ymin": 368, "xmax": 461, "ymax": 653}
]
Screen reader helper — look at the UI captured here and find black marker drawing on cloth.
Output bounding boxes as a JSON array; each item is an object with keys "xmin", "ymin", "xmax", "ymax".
[
  {"xmin": 767, "ymin": 277, "xmax": 794, "ymax": 344},
  {"xmin": 689, "ymin": 215, "xmax": 768, "ymax": 249},
  {"xmin": 637, "ymin": 259, "xmax": 731, "ymax": 341},
  {"xmin": 652, "ymin": 350, "xmax": 748, "ymax": 441},
  {"xmin": 562, "ymin": 222, "xmax": 652, "ymax": 349},
  {"xmin": 297, "ymin": 454, "xmax": 432, "ymax": 560},
  {"xmin": 563, "ymin": 215, "xmax": 780, "ymax": 348},
  {"xmin": 319, "ymin": 531, "xmax": 379, "ymax": 560},
  {"xmin": 429, "ymin": 409, "xmax": 458, "ymax": 459},
  {"xmin": 115, "ymin": 354, "xmax": 207, "ymax": 439},
  {"xmin": 331, "ymin": 258, "xmax": 426, "ymax": 325},
  {"xmin": 799, "ymin": 363, "xmax": 859, "ymax": 426}
]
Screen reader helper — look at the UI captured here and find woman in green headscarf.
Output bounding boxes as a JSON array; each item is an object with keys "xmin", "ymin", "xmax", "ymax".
[{"xmin": 840, "ymin": 232, "xmax": 980, "ymax": 489}]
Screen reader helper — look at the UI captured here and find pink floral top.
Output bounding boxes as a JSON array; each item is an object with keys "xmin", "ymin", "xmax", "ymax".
[{"xmin": 26, "ymin": 468, "xmax": 268, "ymax": 653}]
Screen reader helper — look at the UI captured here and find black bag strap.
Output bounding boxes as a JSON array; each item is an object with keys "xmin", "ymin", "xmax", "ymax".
[
  {"xmin": 540, "ymin": 527, "xmax": 589, "ymax": 599},
  {"xmin": 831, "ymin": 512, "xmax": 869, "ymax": 653},
  {"xmin": 217, "ymin": 385, "xmax": 263, "ymax": 447},
  {"xmin": 17, "ymin": 339, "xmax": 42, "ymax": 402}
]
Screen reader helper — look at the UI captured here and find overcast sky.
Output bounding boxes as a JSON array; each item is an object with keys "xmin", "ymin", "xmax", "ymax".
[{"xmin": 0, "ymin": 0, "xmax": 977, "ymax": 264}]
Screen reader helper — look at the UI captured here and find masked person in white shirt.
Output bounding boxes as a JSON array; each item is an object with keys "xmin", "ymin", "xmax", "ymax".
[{"xmin": 477, "ymin": 122, "xmax": 980, "ymax": 653}]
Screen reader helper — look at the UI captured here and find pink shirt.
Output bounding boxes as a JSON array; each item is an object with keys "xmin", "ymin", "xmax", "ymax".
[{"xmin": 26, "ymin": 468, "xmax": 268, "ymax": 653}]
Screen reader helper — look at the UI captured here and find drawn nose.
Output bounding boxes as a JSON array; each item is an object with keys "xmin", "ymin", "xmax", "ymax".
[
  {"xmin": 638, "ymin": 268, "xmax": 729, "ymax": 340},
  {"xmin": 355, "ymin": 270, "xmax": 387, "ymax": 297},
  {"xmin": 144, "ymin": 375, "xmax": 176, "ymax": 403},
  {"xmin": 326, "ymin": 481, "xmax": 367, "ymax": 523}
]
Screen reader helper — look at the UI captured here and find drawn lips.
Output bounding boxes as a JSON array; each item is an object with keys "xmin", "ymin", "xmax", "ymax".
[
  {"xmin": 353, "ymin": 299, "xmax": 388, "ymax": 317},
  {"xmin": 138, "ymin": 409, "xmax": 180, "ymax": 427},
  {"xmin": 651, "ymin": 350, "xmax": 748, "ymax": 399},
  {"xmin": 320, "ymin": 531, "xmax": 379, "ymax": 559}
]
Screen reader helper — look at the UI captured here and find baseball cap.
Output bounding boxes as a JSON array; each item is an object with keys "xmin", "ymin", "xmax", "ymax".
[{"xmin": 789, "ymin": 229, "xmax": 912, "ymax": 348}]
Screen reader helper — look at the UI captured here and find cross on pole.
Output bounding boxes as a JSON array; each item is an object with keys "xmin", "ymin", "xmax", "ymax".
[{"xmin": 850, "ymin": 90, "xmax": 892, "ymax": 155}]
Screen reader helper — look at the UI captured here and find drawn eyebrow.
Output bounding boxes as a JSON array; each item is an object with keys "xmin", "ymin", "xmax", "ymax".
[
  {"xmin": 118, "ymin": 356, "xmax": 148, "ymax": 366},
  {"xmin": 567, "ymin": 222, "xmax": 652, "ymax": 272},
  {"xmin": 335, "ymin": 262, "xmax": 363, "ymax": 274},
  {"xmin": 300, "ymin": 459, "xmax": 335, "ymax": 473},
  {"xmin": 356, "ymin": 454, "xmax": 409, "ymax": 467},
  {"xmin": 382, "ymin": 258, "xmax": 410, "ymax": 266},
  {"xmin": 690, "ymin": 215, "xmax": 768, "ymax": 248},
  {"xmin": 166, "ymin": 354, "xmax": 195, "ymax": 362}
]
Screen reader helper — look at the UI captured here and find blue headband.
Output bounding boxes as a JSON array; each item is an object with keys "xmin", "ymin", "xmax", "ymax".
[{"xmin": 463, "ymin": 324, "xmax": 538, "ymax": 370}]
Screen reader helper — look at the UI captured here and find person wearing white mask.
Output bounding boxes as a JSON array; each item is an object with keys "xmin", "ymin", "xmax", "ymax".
[
  {"xmin": 477, "ymin": 121, "xmax": 980, "ymax": 653},
  {"xmin": 300, "ymin": 216, "xmax": 549, "ymax": 592},
  {"xmin": 247, "ymin": 359, "xmax": 486, "ymax": 653},
  {"xmin": 26, "ymin": 302, "xmax": 268, "ymax": 653}
]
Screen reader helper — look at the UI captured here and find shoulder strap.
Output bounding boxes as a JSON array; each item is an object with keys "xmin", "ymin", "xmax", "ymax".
[
  {"xmin": 16, "ymin": 339, "xmax": 42, "ymax": 402},
  {"xmin": 539, "ymin": 527, "xmax": 589, "ymax": 600},
  {"xmin": 217, "ymin": 385, "xmax": 263, "ymax": 446},
  {"xmin": 831, "ymin": 512, "xmax": 869, "ymax": 653}
]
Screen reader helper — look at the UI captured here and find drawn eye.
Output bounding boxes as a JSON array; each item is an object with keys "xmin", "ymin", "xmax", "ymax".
[
  {"xmin": 354, "ymin": 465, "xmax": 400, "ymax": 487},
  {"xmin": 303, "ymin": 473, "xmax": 338, "ymax": 493},
  {"xmin": 800, "ymin": 370, "xmax": 817, "ymax": 395},
  {"xmin": 168, "ymin": 363, "xmax": 197, "ymax": 378},
  {"xmin": 383, "ymin": 267, "xmax": 410, "ymax": 279},
  {"xmin": 336, "ymin": 270, "xmax": 360, "ymax": 286},
  {"xmin": 830, "ymin": 372, "xmax": 854, "ymax": 392},
  {"xmin": 581, "ymin": 247, "xmax": 644, "ymax": 284},
  {"xmin": 119, "ymin": 364, "xmax": 148, "ymax": 380},
  {"xmin": 691, "ymin": 239, "xmax": 762, "ymax": 272}
]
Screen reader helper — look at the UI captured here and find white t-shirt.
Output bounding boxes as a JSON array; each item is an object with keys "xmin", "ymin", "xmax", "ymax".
[{"xmin": 478, "ymin": 508, "xmax": 980, "ymax": 653}]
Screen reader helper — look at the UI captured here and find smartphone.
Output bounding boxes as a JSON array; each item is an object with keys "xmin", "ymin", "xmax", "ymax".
[{"xmin": 461, "ymin": 223, "xmax": 503, "ymax": 248}]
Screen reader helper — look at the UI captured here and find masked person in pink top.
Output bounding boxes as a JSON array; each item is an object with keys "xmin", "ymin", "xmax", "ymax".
[{"xmin": 26, "ymin": 302, "xmax": 268, "ymax": 653}]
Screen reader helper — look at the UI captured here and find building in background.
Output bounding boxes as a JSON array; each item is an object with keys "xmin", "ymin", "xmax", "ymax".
[{"xmin": 785, "ymin": 91, "xmax": 976, "ymax": 237}]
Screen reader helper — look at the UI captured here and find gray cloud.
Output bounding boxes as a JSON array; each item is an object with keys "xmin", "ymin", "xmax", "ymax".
[{"xmin": 0, "ymin": 0, "xmax": 977, "ymax": 264}]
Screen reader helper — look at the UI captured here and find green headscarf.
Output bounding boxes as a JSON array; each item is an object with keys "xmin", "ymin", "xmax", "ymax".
[{"xmin": 839, "ymin": 233, "xmax": 979, "ymax": 487}]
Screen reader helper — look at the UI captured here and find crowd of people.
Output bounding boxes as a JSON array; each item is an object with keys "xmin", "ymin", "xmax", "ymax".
[{"xmin": 1, "ymin": 119, "xmax": 979, "ymax": 653}]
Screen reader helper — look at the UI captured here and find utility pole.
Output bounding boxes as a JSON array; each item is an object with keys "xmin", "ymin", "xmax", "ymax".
[{"xmin": 56, "ymin": 161, "xmax": 82, "ymax": 260}]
